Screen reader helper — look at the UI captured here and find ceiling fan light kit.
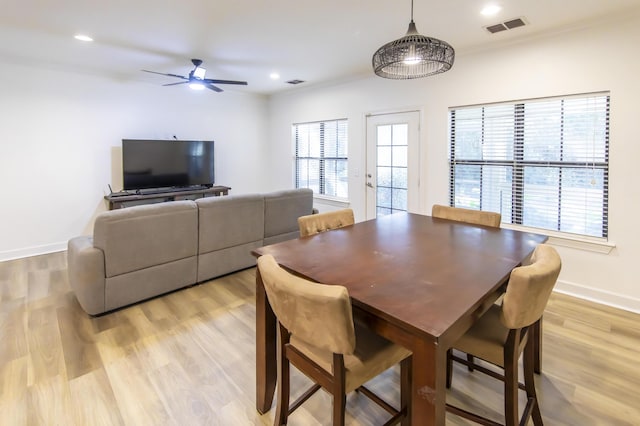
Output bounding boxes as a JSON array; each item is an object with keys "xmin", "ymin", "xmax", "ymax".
[
  {"xmin": 372, "ymin": 0, "xmax": 455, "ymax": 79},
  {"xmin": 142, "ymin": 59, "xmax": 248, "ymax": 93}
]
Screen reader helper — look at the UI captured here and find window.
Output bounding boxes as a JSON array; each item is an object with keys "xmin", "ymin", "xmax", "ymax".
[
  {"xmin": 294, "ymin": 119, "xmax": 348, "ymax": 199},
  {"xmin": 449, "ymin": 93, "xmax": 609, "ymax": 238}
]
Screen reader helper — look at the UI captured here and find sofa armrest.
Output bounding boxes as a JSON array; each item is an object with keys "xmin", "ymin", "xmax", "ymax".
[{"xmin": 67, "ymin": 236, "xmax": 106, "ymax": 315}]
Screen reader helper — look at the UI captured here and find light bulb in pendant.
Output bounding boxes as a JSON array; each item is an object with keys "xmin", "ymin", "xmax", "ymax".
[{"xmin": 403, "ymin": 45, "xmax": 421, "ymax": 65}]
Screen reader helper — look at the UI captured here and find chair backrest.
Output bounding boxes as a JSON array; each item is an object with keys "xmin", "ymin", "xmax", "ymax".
[
  {"xmin": 297, "ymin": 208, "xmax": 355, "ymax": 237},
  {"xmin": 500, "ymin": 244, "xmax": 562, "ymax": 329},
  {"xmin": 257, "ymin": 254, "xmax": 356, "ymax": 355},
  {"xmin": 432, "ymin": 204, "xmax": 501, "ymax": 228}
]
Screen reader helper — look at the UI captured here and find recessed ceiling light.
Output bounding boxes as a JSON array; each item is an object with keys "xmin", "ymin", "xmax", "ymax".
[
  {"xmin": 74, "ymin": 34, "xmax": 93, "ymax": 42},
  {"xmin": 481, "ymin": 4, "xmax": 502, "ymax": 16},
  {"xmin": 270, "ymin": 72, "xmax": 280, "ymax": 80}
]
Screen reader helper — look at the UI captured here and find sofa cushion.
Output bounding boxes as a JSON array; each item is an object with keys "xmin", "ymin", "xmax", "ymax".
[
  {"xmin": 105, "ymin": 257, "xmax": 198, "ymax": 311},
  {"xmin": 196, "ymin": 194, "xmax": 264, "ymax": 253},
  {"xmin": 93, "ymin": 200, "xmax": 198, "ymax": 278},
  {"xmin": 197, "ymin": 241, "xmax": 263, "ymax": 282},
  {"xmin": 264, "ymin": 188, "xmax": 313, "ymax": 238}
]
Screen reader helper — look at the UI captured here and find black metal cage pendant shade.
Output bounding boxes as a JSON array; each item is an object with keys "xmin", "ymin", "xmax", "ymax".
[{"xmin": 372, "ymin": 3, "xmax": 455, "ymax": 79}]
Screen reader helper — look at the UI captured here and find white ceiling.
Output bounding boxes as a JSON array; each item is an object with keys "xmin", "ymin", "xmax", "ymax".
[{"xmin": 2, "ymin": 0, "xmax": 639, "ymax": 95}]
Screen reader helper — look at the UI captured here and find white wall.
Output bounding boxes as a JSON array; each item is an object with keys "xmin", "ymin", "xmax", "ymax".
[
  {"xmin": 268, "ymin": 14, "xmax": 640, "ymax": 312},
  {"xmin": 0, "ymin": 61, "xmax": 269, "ymax": 260}
]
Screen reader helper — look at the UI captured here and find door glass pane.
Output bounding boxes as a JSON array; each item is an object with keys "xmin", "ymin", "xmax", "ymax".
[
  {"xmin": 392, "ymin": 189, "xmax": 407, "ymax": 211},
  {"xmin": 392, "ymin": 124, "xmax": 408, "ymax": 145},
  {"xmin": 377, "ymin": 146, "xmax": 392, "ymax": 166},
  {"xmin": 377, "ymin": 187, "xmax": 392, "ymax": 208},
  {"xmin": 392, "ymin": 167, "xmax": 407, "ymax": 189},
  {"xmin": 376, "ymin": 124, "xmax": 409, "ymax": 216},
  {"xmin": 377, "ymin": 166, "xmax": 392, "ymax": 187},
  {"xmin": 377, "ymin": 125, "xmax": 392, "ymax": 145},
  {"xmin": 392, "ymin": 146, "xmax": 407, "ymax": 167}
]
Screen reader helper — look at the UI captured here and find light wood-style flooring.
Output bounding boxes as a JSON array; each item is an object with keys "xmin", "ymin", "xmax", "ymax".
[{"xmin": 1, "ymin": 251, "xmax": 639, "ymax": 425}]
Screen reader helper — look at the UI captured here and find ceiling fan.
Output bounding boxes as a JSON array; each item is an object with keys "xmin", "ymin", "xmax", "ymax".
[{"xmin": 142, "ymin": 59, "xmax": 248, "ymax": 93}]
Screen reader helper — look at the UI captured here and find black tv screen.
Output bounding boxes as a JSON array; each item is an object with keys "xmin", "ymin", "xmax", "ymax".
[{"xmin": 122, "ymin": 139, "xmax": 215, "ymax": 190}]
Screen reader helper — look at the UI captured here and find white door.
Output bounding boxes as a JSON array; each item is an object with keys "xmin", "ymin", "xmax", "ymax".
[{"xmin": 365, "ymin": 111, "xmax": 420, "ymax": 219}]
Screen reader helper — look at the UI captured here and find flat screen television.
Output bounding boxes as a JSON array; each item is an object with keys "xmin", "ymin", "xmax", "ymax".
[{"xmin": 122, "ymin": 139, "xmax": 215, "ymax": 190}]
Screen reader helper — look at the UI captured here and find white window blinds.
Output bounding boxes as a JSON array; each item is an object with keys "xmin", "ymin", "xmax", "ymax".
[
  {"xmin": 449, "ymin": 93, "xmax": 609, "ymax": 238},
  {"xmin": 294, "ymin": 119, "xmax": 348, "ymax": 199}
]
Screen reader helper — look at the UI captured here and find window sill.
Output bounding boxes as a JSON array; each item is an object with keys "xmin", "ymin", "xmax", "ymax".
[
  {"xmin": 312, "ymin": 194, "xmax": 351, "ymax": 208},
  {"xmin": 500, "ymin": 224, "xmax": 615, "ymax": 254}
]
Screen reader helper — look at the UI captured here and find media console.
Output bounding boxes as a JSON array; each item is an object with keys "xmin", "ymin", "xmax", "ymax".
[{"xmin": 104, "ymin": 185, "xmax": 231, "ymax": 210}]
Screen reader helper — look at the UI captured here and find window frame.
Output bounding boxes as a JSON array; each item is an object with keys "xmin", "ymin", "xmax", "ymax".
[
  {"xmin": 293, "ymin": 118, "xmax": 349, "ymax": 200},
  {"xmin": 448, "ymin": 92, "xmax": 610, "ymax": 240}
]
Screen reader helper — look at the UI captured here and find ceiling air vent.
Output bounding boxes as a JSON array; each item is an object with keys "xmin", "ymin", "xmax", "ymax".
[
  {"xmin": 484, "ymin": 17, "xmax": 527, "ymax": 34},
  {"xmin": 286, "ymin": 79, "xmax": 305, "ymax": 85}
]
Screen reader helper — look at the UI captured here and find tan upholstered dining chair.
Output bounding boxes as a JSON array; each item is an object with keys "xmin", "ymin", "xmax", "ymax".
[
  {"xmin": 446, "ymin": 244, "xmax": 561, "ymax": 426},
  {"xmin": 432, "ymin": 204, "xmax": 503, "ymax": 371},
  {"xmin": 431, "ymin": 204, "xmax": 502, "ymax": 228},
  {"xmin": 297, "ymin": 208, "xmax": 355, "ymax": 237},
  {"xmin": 257, "ymin": 254, "xmax": 412, "ymax": 426}
]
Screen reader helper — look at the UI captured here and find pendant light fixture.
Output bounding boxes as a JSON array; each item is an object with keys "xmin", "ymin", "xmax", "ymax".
[{"xmin": 372, "ymin": 0, "xmax": 455, "ymax": 79}]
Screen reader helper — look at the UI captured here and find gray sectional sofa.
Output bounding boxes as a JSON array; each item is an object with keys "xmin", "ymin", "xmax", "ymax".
[{"xmin": 67, "ymin": 188, "xmax": 313, "ymax": 315}]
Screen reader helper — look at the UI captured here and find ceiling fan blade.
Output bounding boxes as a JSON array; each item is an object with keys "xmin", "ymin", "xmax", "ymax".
[
  {"xmin": 205, "ymin": 83, "xmax": 224, "ymax": 93},
  {"xmin": 162, "ymin": 81, "xmax": 189, "ymax": 86},
  {"xmin": 142, "ymin": 70, "xmax": 188, "ymax": 80},
  {"xmin": 204, "ymin": 78, "xmax": 248, "ymax": 86}
]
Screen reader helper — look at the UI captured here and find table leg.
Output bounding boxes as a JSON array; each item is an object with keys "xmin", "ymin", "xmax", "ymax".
[
  {"xmin": 410, "ymin": 340, "xmax": 447, "ymax": 425},
  {"xmin": 255, "ymin": 268, "xmax": 277, "ymax": 414}
]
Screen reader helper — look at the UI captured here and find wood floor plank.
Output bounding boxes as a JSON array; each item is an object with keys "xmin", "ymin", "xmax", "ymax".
[
  {"xmin": 0, "ymin": 252, "xmax": 638, "ymax": 425},
  {"xmin": 0, "ymin": 305, "xmax": 28, "ymax": 363},
  {"xmin": 57, "ymin": 304, "xmax": 104, "ymax": 380},
  {"xmin": 27, "ymin": 374, "xmax": 74, "ymax": 425},
  {"xmin": 26, "ymin": 305, "xmax": 65, "ymax": 385},
  {"xmin": 147, "ymin": 362, "xmax": 218, "ymax": 425},
  {"xmin": 0, "ymin": 356, "xmax": 28, "ymax": 424},
  {"xmin": 68, "ymin": 367, "xmax": 125, "ymax": 426},
  {"xmin": 104, "ymin": 354, "xmax": 172, "ymax": 425}
]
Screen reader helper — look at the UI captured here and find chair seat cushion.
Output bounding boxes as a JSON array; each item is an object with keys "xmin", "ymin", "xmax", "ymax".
[
  {"xmin": 291, "ymin": 321, "xmax": 411, "ymax": 393},
  {"xmin": 453, "ymin": 304, "xmax": 509, "ymax": 367}
]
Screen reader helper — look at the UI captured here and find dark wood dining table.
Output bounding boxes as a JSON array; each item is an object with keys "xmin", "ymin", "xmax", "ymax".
[{"xmin": 252, "ymin": 212, "xmax": 547, "ymax": 425}]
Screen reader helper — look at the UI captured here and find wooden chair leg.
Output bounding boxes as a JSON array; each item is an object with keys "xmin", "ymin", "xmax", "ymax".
[
  {"xmin": 275, "ymin": 325, "xmax": 290, "ymax": 426},
  {"xmin": 332, "ymin": 394, "xmax": 346, "ymax": 426},
  {"xmin": 503, "ymin": 332, "xmax": 520, "ymax": 426},
  {"xmin": 332, "ymin": 354, "xmax": 346, "ymax": 426},
  {"xmin": 466, "ymin": 353, "xmax": 475, "ymax": 371},
  {"xmin": 533, "ymin": 317, "xmax": 542, "ymax": 374},
  {"xmin": 446, "ymin": 349, "xmax": 453, "ymax": 388},
  {"xmin": 524, "ymin": 337, "xmax": 543, "ymax": 425}
]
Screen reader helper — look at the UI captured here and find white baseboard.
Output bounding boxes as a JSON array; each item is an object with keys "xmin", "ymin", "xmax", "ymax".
[
  {"xmin": 0, "ymin": 242, "xmax": 67, "ymax": 262},
  {"xmin": 554, "ymin": 279, "xmax": 640, "ymax": 314}
]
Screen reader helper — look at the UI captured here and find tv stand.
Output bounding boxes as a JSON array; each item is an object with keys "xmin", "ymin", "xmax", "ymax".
[{"xmin": 105, "ymin": 185, "xmax": 230, "ymax": 210}]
